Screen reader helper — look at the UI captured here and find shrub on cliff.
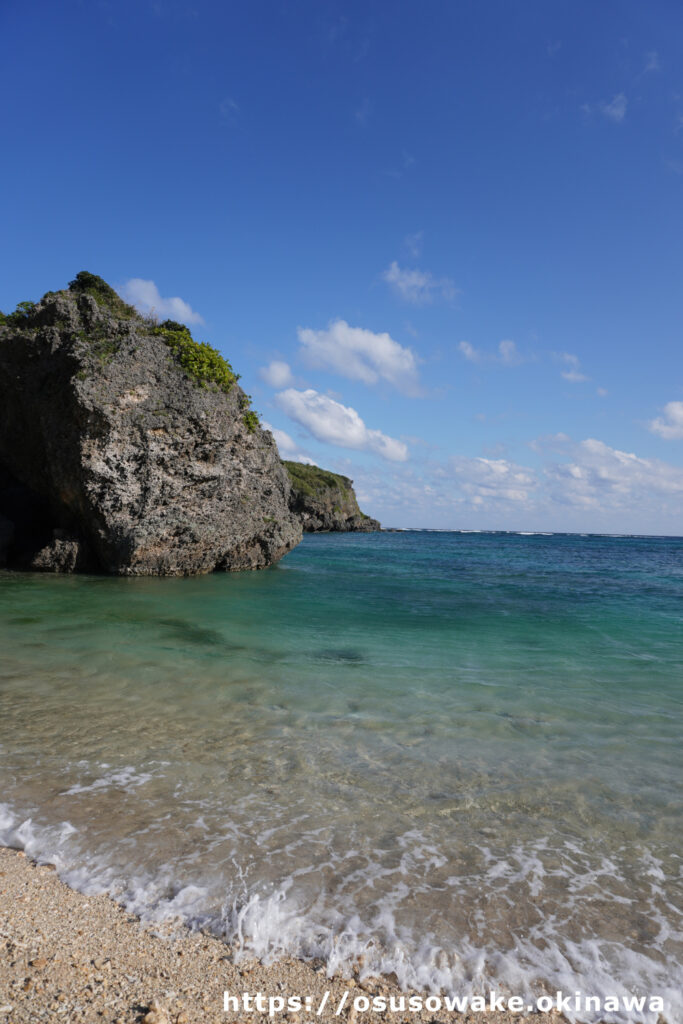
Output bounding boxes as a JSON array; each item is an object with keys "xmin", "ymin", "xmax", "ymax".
[
  {"xmin": 2, "ymin": 301, "xmax": 37, "ymax": 328},
  {"xmin": 68, "ymin": 271, "xmax": 137, "ymax": 319},
  {"xmin": 152, "ymin": 319, "xmax": 240, "ymax": 394}
]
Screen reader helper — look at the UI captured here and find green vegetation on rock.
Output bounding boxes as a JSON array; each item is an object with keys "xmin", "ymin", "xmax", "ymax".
[
  {"xmin": 243, "ymin": 410, "xmax": 259, "ymax": 433},
  {"xmin": 283, "ymin": 460, "xmax": 380, "ymax": 532},
  {"xmin": 152, "ymin": 320, "xmax": 239, "ymax": 394},
  {"xmin": 283, "ymin": 460, "xmax": 352, "ymax": 499},
  {"xmin": 2, "ymin": 275, "xmax": 251, "ymax": 407},
  {"xmin": 2, "ymin": 301, "xmax": 37, "ymax": 328},
  {"xmin": 68, "ymin": 271, "xmax": 137, "ymax": 319}
]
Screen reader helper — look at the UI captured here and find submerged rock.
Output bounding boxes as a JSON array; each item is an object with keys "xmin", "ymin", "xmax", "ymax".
[
  {"xmin": 283, "ymin": 461, "xmax": 380, "ymax": 532},
  {"xmin": 0, "ymin": 273, "xmax": 302, "ymax": 575}
]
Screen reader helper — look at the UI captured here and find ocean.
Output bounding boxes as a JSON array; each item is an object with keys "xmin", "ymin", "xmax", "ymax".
[{"xmin": 0, "ymin": 531, "xmax": 681, "ymax": 1022}]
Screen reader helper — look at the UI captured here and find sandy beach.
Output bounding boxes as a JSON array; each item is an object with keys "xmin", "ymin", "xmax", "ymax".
[{"xmin": 0, "ymin": 846, "xmax": 572, "ymax": 1024}]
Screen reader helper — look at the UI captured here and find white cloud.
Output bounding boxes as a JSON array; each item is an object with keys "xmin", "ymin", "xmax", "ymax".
[
  {"xmin": 297, "ymin": 319, "xmax": 420, "ymax": 394},
  {"xmin": 382, "ymin": 261, "xmax": 458, "ymax": 304},
  {"xmin": 559, "ymin": 352, "xmax": 590, "ymax": 382},
  {"xmin": 597, "ymin": 387, "xmax": 608, "ymax": 397},
  {"xmin": 600, "ymin": 93, "xmax": 627, "ymax": 123},
  {"xmin": 449, "ymin": 455, "xmax": 537, "ymax": 504},
  {"xmin": 346, "ymin": 434, "xmax": 683, "ymax": 530},
  {"xmin": 458, "ymin": 340, "xmax": 480, "ymax": 363},
  {"xmin": 458, "ymin": 339, "xmax": 521, "ymax": 365},
  {"xmin": 275, "ymin": 388, "xmax": 408, "ymax": 462},
  {"xmin": 498, "ymin": 339, "xmax": 519, "ymax": 365},
  {"xmin": 121, "ymin": 279, "xmax": 204, "ymax": 325},
  {"xmin": 649, "ymin": 401, "xmax": 683, "ymax": 440},
  {"xmin": 261, "ymin": 421, "xmax": 314, "ymax": 464},
  {"xmin": 458, "ymin": 436, "xmax": 683, "ymax": 518},
  {"xmin": 539, "ymin": 436, "xmax": 683, "ymax": 510},
  {"xmin": 259, "ymin": 360, "xmax": 294, "ymax": 388}
]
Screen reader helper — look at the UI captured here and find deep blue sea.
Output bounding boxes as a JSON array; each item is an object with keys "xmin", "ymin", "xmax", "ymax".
[{"xmin": 1, "ymin": 531, "xmax": 681, "ymax": 1021}]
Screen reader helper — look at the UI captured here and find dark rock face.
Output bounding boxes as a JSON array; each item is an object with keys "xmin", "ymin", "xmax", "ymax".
[
  {"xmin": 0, "ymin": 467, "xmax": 59, "ymax": 569},
  {"xmin": 0, "ymin": 514, "xmax": 13, "ymax": 567},
  {"xmin": 0, "ymin": 284, "xmax": 302, "ymax": 575},
  {"xmin": 283, "ymin": 461, "xmax": 380, "ymax": 533}
]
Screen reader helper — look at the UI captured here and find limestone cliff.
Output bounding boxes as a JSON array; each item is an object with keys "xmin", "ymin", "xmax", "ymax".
[
  {"xmin": 283, "ymin": 461, "xmax": 380, "ymax": 532},
  {"xmin": 0, "ymin": 273, "xmax": 302, "ymax": 574}
]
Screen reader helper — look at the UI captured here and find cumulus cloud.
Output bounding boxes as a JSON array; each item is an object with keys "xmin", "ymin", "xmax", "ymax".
[
  {"xmin": 346, "ymin": 434, "xmax": 683, "ymax": 530},
  {"xmin": 540, "ymin": 436, "xmax": 683, "ymax": 510},
  {"xmin": 451, "ymin": 435, "xmax": 683, "ymax": 516},
  {"xmin": 382, "ymin": 261, "xmax": 458, "ymax": 304},
  {"xmin": 121, "ymin": 279, "xmax": 204, "ymax": 325},
  {"xmin": 344, "ymin": 454, "xmax": 539, "ymax": 525},
  {"xmin": 275, "ymin": 388, "xmax": 408, "ymax": 462},
  {"xmin": 559, "ymin": 352, "xmax": 590, "ymax": 382},
  {"xmin": 297, "ymin": 319, "xmax": 420, "ymax": 394},
  {"xmin": 449, "ymin": 455, "xmax": 537, "ymax": 504},
  {"xmin": 600, "ymin": 93, "xmax": 627, "ymax": 123},
  {"xmin": 261, "ymin": 421, "xmax": 314, "ymax": 464},
  {"xmin": 259, "ymin": 360, "xmax": 294, "ymax": 388},
  {"xmin": 649, "ymin": 401, "xmax": 683, "ymax": 440}
]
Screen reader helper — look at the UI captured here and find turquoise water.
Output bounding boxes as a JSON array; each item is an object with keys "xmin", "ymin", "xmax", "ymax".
[{"xmin": 1, "ymin": 532, "xmax": 681, "ymax": 1021}]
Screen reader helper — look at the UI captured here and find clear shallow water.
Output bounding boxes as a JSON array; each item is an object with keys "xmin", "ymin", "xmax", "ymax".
[{"xmin": 0, "ymin": 531, "xmax": 681, "ymax": 1022}]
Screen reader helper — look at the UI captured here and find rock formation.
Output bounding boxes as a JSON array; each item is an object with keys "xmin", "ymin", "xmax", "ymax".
[
  {"xmin": 0, "ymin": 273, "xmax": 302, "ymax": 574},
  {"xmin": 283, "ymin": 461, "xmax": 380, "ymax": 532}
]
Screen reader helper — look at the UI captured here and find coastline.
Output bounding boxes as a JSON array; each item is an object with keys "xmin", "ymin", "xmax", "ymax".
[
  {"xmin": 0, "ymin": 845, "xmax": 565, "ymax": 1024},
  {"xmin": 2, "ymin": 532, "xmax": 679, "ymax": 1024}
]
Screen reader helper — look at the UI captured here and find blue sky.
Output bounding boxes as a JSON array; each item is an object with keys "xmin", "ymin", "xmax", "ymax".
[{"xmin": 2, "ymin": 0, "xmax": 683, "ymax": 532}]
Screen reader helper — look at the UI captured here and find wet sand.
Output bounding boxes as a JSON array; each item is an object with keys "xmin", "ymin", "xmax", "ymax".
[{"xmin": 0, "ymin": 845, "xmax": 571, "ymax": 1024}]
